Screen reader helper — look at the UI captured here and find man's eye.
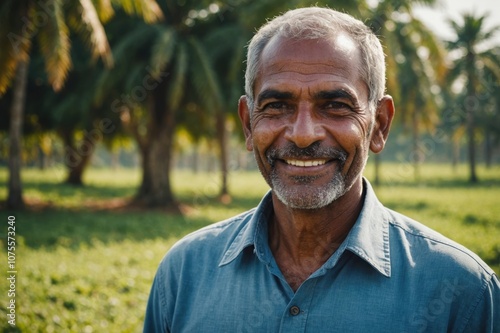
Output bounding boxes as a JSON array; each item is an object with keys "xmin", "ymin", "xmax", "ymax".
[
  {"xmin": 265, "ymin": 102, "xmax": 289, "ymax": 110},
  {"xmin": 324, "ymin": 101, "xmax": 351, "ymax": 110}
]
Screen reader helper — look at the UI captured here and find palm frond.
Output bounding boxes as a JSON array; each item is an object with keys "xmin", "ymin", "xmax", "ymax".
[
  {"xmin": 0, "ymin": 1, "xmax": 33, "ymax": 95},
  {"xmin": 78, "ymin": 0, "xmax": 113, "ymax": 67},
  {"xmin": 188, "ymin": 37, "xmax": 223, "ymax": 113},
  {"xmin": 167, "ymin": 42, "xmax": 187, "ymax": 111},
  {"xmin": 479, "ymin": 25, "xmax": 500, "ymax": 43},
  {"xmin": 225, "ymin": 36, "xmax": 246, "ymax": 106},
  {"xmin": 112, "ymin": 23, "xmax": 158, "ymax": 62},
  {"xmin": 203, "ymin": 23, "xmax": 241, "ymax": 58},
  {"xmin": 93, "ymin": 0, "xmax": 115, "ymax": 23},
  {"xmin": 150, "ymin": 27, "xmax": 176, "ymax": 79},
  {"xmin": 408, "ymin": 18, "xmax": 448, "ymax": 82},
  {"xmin": 124, "ymin": 64, "xmax": 146, "ymax": 92},
  {"xmin": 447, "ymin": 60, "xmax": 466, "ymax": 83},
  {"xmin": 37, "ymin": 0, "xmax": 71, "ymax": 91},
  {"xmin": 479, "ymin": 53, "xmax": 500, "ymax": 81},
  {"xmin": 93, "ymin": 24, "xmax": 158, "ymax": 104},
  {"xmin": 111, "ymin": 0, "xmax": 164, "ymax": 23}
]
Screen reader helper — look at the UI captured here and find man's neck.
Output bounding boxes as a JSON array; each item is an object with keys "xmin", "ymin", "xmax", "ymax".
[{"xmin": 268, "ymin": 181, "xmax": 365, "ymax": 291}]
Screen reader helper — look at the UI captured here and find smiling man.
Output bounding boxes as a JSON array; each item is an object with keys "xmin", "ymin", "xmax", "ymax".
[{"xmin": 144, "ymin": 7, "xmax": 499, "ymax": 332}]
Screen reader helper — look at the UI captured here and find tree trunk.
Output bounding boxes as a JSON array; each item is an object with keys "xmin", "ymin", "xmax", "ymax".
[
  {"xmin": 7, "ymin": 59, "xmax": 29, "ymax": 210},
  {"xmin": 135, "ymin": 86, "xmax": 179, "ymax": 211},
  {"xmin": 466, "ymin": 109, "xmax": 477, "ymax": 182},
  {"xmin": 215, "ymin": 110, "xmax": 229, "ymax": 198},
  {"xmin": 191, "ymin": 145, "xmax": 199, "ymax": 174},
  {"xmin": 66, "ymin": 153, "xmax": 92, "ymax": 185},
  {"xmin": 451, "ymin": 138, "xmax": 459, "ymax": 171},
  {"xmin": 412, "ymin": 111, "xmax": 421, "ymax": 183},
  {"xmin": 466, "ymin": 51, "xmax": 478, "ymax": 183},
  {"xmin": 485, "ymin": 128, "xmax": 492, "ymax": 168},
  {"xmin": 61, "ymin": 129, "xmax": 96, "ymax": 186}
]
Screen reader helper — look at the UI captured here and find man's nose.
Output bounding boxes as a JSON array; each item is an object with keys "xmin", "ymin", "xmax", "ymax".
[{"xmin": 284, "ymin": 105, "xmax": 326, "ymax": 148}]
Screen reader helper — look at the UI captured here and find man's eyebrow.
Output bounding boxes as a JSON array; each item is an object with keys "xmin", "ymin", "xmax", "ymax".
[
  {"xmin": 313, "ymin": 89, "xmax": 357, "ymax": 102},
  {"xmin": 256, "ymin": 89, "xmax": 295, "ymax": 105}
]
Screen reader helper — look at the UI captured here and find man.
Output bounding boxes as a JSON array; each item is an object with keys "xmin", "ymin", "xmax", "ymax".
[{"xmin": 144, "ymin": 7, "xmax": 499, "ymax": 332}]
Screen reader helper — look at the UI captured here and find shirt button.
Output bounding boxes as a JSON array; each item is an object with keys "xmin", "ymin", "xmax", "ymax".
[{"xmin": 289, "ymin": 305, "xmax": 301, "ymax": 316}]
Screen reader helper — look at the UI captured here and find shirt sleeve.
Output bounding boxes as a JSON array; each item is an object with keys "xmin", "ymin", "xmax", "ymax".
[
  {"xmin": 461, "ymin": 273, "xmax": 500, "ymax": 333},
  {"xmin": 143, "ymin": 267, "xmax": 169, "ymax": 333}
]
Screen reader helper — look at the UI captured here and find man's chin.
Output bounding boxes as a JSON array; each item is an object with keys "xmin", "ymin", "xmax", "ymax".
[{"xmin": 272, "ymin": 182, "xmax": 346, "ymax": 210}]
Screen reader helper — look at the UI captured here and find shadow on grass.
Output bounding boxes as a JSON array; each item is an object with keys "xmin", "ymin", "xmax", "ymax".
[
  {"xmin": 7, "ymin": 208, "xmax": 213, "ymax": 250},
  {"xmin": 22, "ymin": 179, "xmax": 137, "ymax": 201},
  {"xmin": 2, "ymin": 186, "xmax": 265, "ymax": 250}
]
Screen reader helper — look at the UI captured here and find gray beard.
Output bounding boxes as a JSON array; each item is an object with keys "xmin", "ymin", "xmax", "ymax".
[
  {"xmin": 269, "ymin": 167, "xmax": 347, "ymax": 210},
  {"xmin": 258, "ymin": 142, "xmax": 349, "ymax": 210}
]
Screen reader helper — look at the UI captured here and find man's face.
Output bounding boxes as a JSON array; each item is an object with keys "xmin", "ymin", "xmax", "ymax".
[{"xmin": 240, "ymin": 33, "xmax": 386, "ymax": 209}]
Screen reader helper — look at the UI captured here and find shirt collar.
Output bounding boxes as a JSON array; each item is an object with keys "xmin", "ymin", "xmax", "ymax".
[
  {"xmin": 218, "ymin": 191, "xmax": 274, "ymax": 267},
  {"xmin": 218, "ymin": 179, "xmax": 391, "ymax": 277},
  {"xmin": 344, "ymin": 179, "xmax": 391, "ymax": 277}
]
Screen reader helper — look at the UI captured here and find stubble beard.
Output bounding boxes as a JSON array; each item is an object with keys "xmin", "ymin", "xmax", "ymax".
[
  {"xmin": 269, "ymin": 167, "xmax": 347, "ymax": 210},
  {"xmin": 262, "ymin": 143, "xmax": 349, "ymax": 210}
]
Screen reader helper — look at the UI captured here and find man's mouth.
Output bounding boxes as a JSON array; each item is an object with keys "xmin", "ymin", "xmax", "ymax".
[
  {"xmin": 285, "ymin": 159, "xmax": 327, "ymax": 167},
  {"xmin": 266, "ymin": 142, "xmax": 347, "ymax": 169}
]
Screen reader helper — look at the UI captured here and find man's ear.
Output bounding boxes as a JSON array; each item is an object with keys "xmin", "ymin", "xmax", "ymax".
[
  {"xmin": 238, "ymin": 95, "xmax": 253, "ymax": 151},
  {"xmin": 370, "ymin": 95, "xmax": 395, "ymax": 154}
]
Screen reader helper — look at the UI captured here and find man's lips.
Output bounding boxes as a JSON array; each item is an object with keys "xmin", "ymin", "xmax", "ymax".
[
  {"xmin": 284, "ymin": 159, "xmax": 327, "ymax": 167},
  {"xmin": 265, "ymin": 142, "xmax": 347, "ymax": 169}
]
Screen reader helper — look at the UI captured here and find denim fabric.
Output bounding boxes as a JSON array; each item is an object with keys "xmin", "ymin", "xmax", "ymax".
[{"xmin": 144, "ymin": 180, "xmax": 499, "ymax": 333}]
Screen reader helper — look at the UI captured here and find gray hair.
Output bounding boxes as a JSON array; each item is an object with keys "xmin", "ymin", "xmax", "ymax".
[{"xmin": 244, "ymin": 7, "xmax": 386, "ymax": 112}]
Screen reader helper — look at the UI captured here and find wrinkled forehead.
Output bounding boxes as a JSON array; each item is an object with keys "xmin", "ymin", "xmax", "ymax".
[
  {"xmin": 254, "ymin": 33, "xmax": 367, "ymax": 99},
  {"xmin": 258, "ymin": 32, "xmax": 363, "ymax": 77}
]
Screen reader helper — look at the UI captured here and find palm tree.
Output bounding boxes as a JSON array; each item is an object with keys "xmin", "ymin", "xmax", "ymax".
[
  {"xmin": 95, "ymin": 2, "xmax": 225, "ymax": 208},
  {"xmin": 0, "ymin": 0, "xmax": 162, "ymax": 208},
  {"xmin": 366, "ymin": 0, "xmax": 446, "ymax": 184},
  {"xmin": 480, "ymin": 50, "xmax": 500, "ymax": 167},
  {"xmin": 390, "ymin": 19, "xmax": 446, "ymax": 181},
  {"xmin": 447, "ymin": 13, "xmax": 500, "ymax": 182}
]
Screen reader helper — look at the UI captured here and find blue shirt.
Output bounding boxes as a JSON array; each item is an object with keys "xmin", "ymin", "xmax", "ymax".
[{"xmin": 144, "ymin": 180, "xmax": 499, "ymax": 332}]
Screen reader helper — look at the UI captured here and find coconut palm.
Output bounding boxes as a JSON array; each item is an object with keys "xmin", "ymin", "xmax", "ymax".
[
  {"xmin": 95, "ymin": 1, "xmax": 229, "ymax": 208},
  {"xmin": 0, "ymin": 0, "xmax": 162, "ymax": 209},
  {"xmin": 447, "ymin": 13, "xmax": 500, "ymax": 182},
  {"xmin": 480, "ymin": 49, "xmax": 500, "ymax": 167},
  {"xmin": 366, "ymin": 0, "xmax": 447, "ymax": 184}
]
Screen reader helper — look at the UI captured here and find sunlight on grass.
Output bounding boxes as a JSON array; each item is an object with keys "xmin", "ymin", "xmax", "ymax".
[{"xmin": 0, "ymin": 164, "xmax": 499, "ymax": 332}]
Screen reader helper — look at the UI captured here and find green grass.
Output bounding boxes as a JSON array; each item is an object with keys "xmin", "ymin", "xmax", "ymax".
[{"xmin": 0, "ymin": 164, "xmax": 499, "ymax": 332}]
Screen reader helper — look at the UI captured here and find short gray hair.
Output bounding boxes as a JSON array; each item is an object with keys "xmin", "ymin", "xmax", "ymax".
[{"xmin": 244, "ymin": 7, "xmax": 386, "ymax": 112}]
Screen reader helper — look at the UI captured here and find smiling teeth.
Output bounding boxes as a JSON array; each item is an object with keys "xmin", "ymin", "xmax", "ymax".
[{"xmin": 286, "ymin": 159, "xmax": 326, "ymax": 167}]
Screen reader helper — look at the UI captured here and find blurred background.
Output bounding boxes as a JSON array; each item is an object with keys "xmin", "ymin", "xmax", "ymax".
[{"xmin": 0, "ymin": 0, "xmax": 499, "ymax": 332}]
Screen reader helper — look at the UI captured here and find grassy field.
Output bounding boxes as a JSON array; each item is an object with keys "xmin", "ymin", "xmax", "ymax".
[{"xmin": 0, "ymin": 163, "xmax": 499, "ymax": 332}]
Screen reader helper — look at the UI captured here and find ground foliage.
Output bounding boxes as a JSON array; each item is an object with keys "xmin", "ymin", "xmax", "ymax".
[{"xmin": 0, "ymin": 165, "xmax": 499, "ymax": 332}]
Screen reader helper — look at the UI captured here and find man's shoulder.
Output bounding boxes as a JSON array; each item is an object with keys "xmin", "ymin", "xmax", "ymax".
[
  {"xmin": 160, "ymin": 208, "xmax": 256, "ymax": 266},
  {"xmin": 385, "ymin": 207, "xmax": 495, "ymax": 278}
]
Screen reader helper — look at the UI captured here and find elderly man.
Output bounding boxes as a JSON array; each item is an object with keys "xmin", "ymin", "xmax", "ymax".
[{"xmin": 144, "ymin": 7, "xmax": 499, "ymax": 332}]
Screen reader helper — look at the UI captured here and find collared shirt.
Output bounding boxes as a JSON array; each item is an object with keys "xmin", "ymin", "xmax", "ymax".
[{"xmin": 144, "ymin": 180, "xmax": 499, "ymax": 333}]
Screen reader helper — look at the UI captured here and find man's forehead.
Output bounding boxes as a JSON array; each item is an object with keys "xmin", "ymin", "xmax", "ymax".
[
  {"xmin": 254, "ymin": 33, "xmax": 367, "ymax": 100},
  {"xmin": 260, "ymin": 32, "xmax": 360, "ymax": 65}
]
